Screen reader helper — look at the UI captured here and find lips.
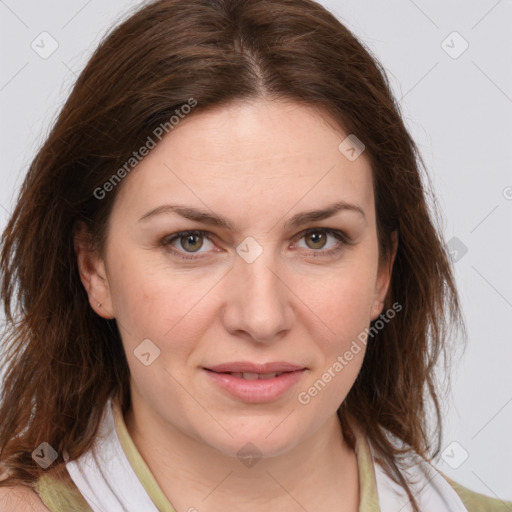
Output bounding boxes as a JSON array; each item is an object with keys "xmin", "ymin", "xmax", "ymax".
[{"xmin": 203, "ymin": 361, "xmax": 306, "ymax": 403}]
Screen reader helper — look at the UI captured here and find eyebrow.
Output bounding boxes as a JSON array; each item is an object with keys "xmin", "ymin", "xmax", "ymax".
[{"xmin": 138, "ymin": 200, "xmax": 367, "ymax": 230}]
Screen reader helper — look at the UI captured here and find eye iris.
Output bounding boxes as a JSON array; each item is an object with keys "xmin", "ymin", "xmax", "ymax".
[
  {"xmin": 306, "ymin": 231, "xmax": 326, "ymax": 249},
  {"xmin": 181, "ymin": 233, "xmax": 203, "ymax": 252}
]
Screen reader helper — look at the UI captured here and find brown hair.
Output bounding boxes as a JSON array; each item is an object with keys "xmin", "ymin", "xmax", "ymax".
[{"xmin": 0, "ymin": 0, "xmax": 465, "ymax": 509}]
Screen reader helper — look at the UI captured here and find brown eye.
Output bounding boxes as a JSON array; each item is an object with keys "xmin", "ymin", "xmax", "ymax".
[
  {"xmin": 179, "ymin": 233, "xmax": 204, "ymax": 252},
  {"xmin": 294, "ymin": 228, "xmax": 349, "ymax": 258},
  {"xmin": 163, "ymin": 230, "xmax": 215, "ymax": 258},
  {"xmin": 304, "ymin": 231, "xmax": 327, "ymax": 250}
]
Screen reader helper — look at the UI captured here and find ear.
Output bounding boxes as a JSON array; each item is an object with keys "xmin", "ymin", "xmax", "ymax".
[
  {"xmin": 73, "ymin": 221, "xmax": 115, "ymax": 319},
  {"xmin": 370, "ymin": 230, "xmax": 398, "ymax": 321}
]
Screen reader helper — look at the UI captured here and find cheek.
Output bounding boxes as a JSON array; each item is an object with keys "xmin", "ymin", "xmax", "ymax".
[
  {"xmin": 107, "ymin": 248, "xmax": 215, "ymax": 360},
  {"xmin": 301, "ymin": 262, "xmax": 377, "ymax": 343},
  {"xmin": 296, "ymin": 273, "xmax": 372, "ymax": 411}
]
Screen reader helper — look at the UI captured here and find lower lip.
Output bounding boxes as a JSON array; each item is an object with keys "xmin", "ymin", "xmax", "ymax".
[{"xmin": 203, "ymin": 369, "xmax": 306, "ymax": 403}]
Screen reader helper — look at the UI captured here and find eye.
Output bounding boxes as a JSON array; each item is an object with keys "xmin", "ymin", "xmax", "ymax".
[
  {"xmin": 162, "ymin": 228, "xmax": 351, "ymax": 261},
  {"xmin": 292, "ymin": 228, "xmax": 348, "ymax": 257},
  {"xmin": 163, "ymin": 230, "xmax": 216, "ymax": 260}
]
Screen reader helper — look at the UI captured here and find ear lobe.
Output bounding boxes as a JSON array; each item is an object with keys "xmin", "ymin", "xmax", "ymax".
[
  {"xmin": 370, "ymin": 230, "xmax": 398, "ymax": 321},
  {"xmin": 73, "ymin": 221, "xmax": 114, "ymax": 319}
]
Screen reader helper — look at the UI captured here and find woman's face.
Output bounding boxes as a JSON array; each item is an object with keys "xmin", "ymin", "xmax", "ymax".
[{"xmin": 78, "ymin": 99, "xmax": 396, "ymax": 458}]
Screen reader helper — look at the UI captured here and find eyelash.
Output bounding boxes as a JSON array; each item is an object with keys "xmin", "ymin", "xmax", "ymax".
[{"xmin": 161, "ymin": 228, "xmax": 352, "ymax": 261}]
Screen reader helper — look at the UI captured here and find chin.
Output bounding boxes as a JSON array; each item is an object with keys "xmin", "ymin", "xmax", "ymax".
[{"xmin": 197, "ymin": 420, "xmax": 304, "ymax": 461}]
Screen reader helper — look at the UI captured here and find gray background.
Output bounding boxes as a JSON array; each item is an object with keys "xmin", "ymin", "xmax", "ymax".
[{"xmin": 1, "ymin": 0, "xmax": 511, "ymax": 502}]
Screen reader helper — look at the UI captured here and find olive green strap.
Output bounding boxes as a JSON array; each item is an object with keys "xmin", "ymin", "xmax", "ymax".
[
  {"xmin": 33, "ymin": 464, "xmax": 93, "ymax": 512},
  {"xmin": 346, "ymin": 418, "xmax": 381, "ymax": 512},
  {"xmin": 112, "ymin": 399, "xmax": 177, "ymax": 512},
  {"xmin": 443, "ymin": 475, "xmax": 512, "ymax": 512}
]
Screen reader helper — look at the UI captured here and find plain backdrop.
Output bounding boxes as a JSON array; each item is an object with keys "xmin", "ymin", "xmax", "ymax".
[{"xmin": 1, "ymin": 0, "xmax": 511, "ymax": 502}]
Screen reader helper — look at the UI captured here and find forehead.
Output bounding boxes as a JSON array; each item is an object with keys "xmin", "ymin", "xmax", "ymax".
[{"xmin": 111, "ymin": 99, "xmax": 375, "ymax": 227}]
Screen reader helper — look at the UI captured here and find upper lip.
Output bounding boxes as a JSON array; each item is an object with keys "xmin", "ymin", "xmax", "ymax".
[{"xmin": 204, "ymin": 362, "xmax": 305, "ymax": 374}]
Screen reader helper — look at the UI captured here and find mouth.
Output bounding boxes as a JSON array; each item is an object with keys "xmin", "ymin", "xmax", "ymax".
[
  {"xmin": 202, "ymin": 362, "xmax": 307, "ymax": 403},
  {"xmin": 204, "ymin": 369, "xmax": 292, "ymax": 380},
  {"xmin": 204, "ymin": 361, "xmax": 305, "ymax": 374}
]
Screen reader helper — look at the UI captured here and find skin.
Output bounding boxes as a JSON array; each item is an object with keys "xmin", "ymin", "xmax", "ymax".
[
  {"xmin": 75, "ymin": 98, "xmax": 397, "ymax": 512},
  {"xmin": 0, "ymin": 486, "xmax": 50, "ymax": 511}
]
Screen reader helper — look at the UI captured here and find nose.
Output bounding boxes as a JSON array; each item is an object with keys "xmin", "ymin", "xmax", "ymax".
[{"xmin": 221, "ymin": 247, "xmax": 295, "ymax": 344}]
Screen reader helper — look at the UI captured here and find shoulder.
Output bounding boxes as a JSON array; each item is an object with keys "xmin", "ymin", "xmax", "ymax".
[
  {"xmin": 0, "ymin": 485, "xmax": 50, "ymax": 511},
  {"xmin": 443, "ymin": 476, "xmax": 512, "ymax": 512},
  {"xmin": 0, "ymin": 463, "xmax": 92, "ymax": 512}
]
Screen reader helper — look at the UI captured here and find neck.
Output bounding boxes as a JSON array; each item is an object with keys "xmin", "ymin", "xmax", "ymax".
[{"xmin": 124, "ymin": 398, "xmax": 360, "ymax": 512}]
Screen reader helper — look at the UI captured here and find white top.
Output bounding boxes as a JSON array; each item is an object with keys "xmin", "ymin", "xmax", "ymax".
[{"xmin": 66, "ymin": 399, "xmax": 159, "ymax": 512}]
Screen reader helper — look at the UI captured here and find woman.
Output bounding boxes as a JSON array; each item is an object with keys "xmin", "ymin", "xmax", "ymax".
[{"xmin": 0, "ymin": 0, "xmax": 509, "ymax": 510}]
